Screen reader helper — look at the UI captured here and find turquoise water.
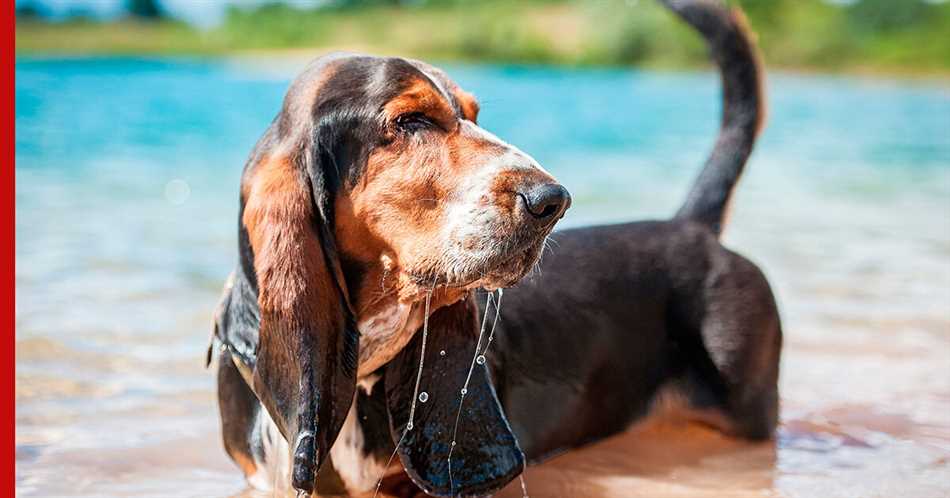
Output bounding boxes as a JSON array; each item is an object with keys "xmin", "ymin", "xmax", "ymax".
[{"xmin": 15, "ymin": 57, "xmax": 950, "ymax": 497}]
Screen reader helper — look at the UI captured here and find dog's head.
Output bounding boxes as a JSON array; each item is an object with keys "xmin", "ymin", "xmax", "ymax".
[
  {"xmin": 237, "ymin": 53, "xmax": 567, "ymax": 495},
  {"xmin": 318, "ymin": 55, "xmax": 569, "ymax": 294}
]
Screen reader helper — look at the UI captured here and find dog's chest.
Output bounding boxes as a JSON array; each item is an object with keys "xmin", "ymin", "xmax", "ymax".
[{"xmin": 356, "ymin": 301, "xmax": 423, "ymax": 377}]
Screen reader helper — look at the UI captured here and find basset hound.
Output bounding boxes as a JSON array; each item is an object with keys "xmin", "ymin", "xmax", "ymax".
[
  {"xmin": 211, "ymin": 53, "xmax": 569, "ymax": 496},
  {"xmin": 212, "ymin": 0, "xmax": 783, "ymax": 496}
]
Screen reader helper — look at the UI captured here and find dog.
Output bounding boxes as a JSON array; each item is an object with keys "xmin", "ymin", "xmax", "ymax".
[
  {"xmin": 311, "ymin": 0, "xmax": 779, "ymax": 493},
  {"xmin": 487, "ymin": 0, "xmax": 782, "ymax": 463},
  {"xmin": 212, "ymin": 0, "xmax": 781, "ymax": 496},
  {"xmin": 210, "ymin": 54, "xmax": 570, "ymax": 496}
]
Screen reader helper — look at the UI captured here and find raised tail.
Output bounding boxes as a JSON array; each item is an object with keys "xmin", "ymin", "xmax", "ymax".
[{"xmin": 661, "ymin": 0, "xmax": 766, "ymax": 237}]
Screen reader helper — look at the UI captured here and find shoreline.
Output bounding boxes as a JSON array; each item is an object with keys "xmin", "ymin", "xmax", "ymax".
[{"xmin": 14, "ymin": 49, "xmax": 950, "ymax": 83}]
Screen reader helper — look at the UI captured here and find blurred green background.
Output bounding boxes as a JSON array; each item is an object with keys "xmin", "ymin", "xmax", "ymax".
[{"xmin": 15, "ymin": 0, "xmax": 950, "ymax": 75}]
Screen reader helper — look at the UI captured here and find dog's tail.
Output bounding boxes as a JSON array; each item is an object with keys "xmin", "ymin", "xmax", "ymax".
[{"xmin": 661, "ymin": 0, "xmax": 766, "ymax": 237}]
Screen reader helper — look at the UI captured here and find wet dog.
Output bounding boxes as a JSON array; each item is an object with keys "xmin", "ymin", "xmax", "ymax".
[
  {"xmin": 211, "ymin": 54, "xmax": 569, "ymax": 495},
  {"xmin": 211, "ymin": 0, "xmax": 781, "ymax": 496},
  {"xmin": 319, "ymin": 0, "xmax": 780, "ymax": 486}
]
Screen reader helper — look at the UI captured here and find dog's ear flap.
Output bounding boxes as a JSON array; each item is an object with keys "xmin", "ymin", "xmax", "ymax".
[
  {"xmin": 241, "ymin": 152, "xmax": 359, "ymax": 494},
  {"xmin": 384, "ymin": 297, "xmax": 525, "ymax": 497}
]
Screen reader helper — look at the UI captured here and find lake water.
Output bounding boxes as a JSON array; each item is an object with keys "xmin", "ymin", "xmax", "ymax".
[{"xmin": 15, "ymin": 57, "xmax": 950, "ymax": 497}]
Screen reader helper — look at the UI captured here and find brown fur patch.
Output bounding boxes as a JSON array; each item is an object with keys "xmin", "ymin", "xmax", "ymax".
[
  {"xmin": 243, "ymin": 156, "xmax": 334, "ymax": 316},
  {"xmin": 383, "ymin": 78, "xmax": 457, "ymax": 131},
  {"xmin": 454, "ymin": 88, "xmax": 480, "ymax": 123},
  {"xmin": 230, "ymin": 451, "xmax": 259, "ymax": 480},
  {"xmin": 336, "ymin": 119, "xmax": 509, "ymax": 286},
  {"xmin": 240, "ymin": 153, "xmax": 347, "ymax": 414}
]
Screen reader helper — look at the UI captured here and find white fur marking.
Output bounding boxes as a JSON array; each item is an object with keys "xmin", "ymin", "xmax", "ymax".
[
  {"xmin": 358, "ymin": 373, "xmax": 381, "ymax": 395},
  {"xmin": 249, "ymin": 404, "xmax": 290, "ymax": 493},
  {"xmin": 356, "ymin": 301, "xmax": 418, "ymax": 376},
  {"xmin": 330, "ymin": 398, "xmax": 391, "ymax": 494}
]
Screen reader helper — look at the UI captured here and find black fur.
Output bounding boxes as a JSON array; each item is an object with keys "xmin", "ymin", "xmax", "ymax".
[{"xmin": 668, "ymin": 0, "xmax": 764, "ymax": 236}]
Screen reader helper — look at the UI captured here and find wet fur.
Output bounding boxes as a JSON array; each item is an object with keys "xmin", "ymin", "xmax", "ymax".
[
  {"xmin": 213, "ymin": 52, "xmax": 560, "ymax": 496},
  {"xmin": 318, "ymin": 0, "xmax": 780, "ymax": 484},
  {"xmin": 212, "ymin": 0, "xmax": 778, "ymax": 495}
]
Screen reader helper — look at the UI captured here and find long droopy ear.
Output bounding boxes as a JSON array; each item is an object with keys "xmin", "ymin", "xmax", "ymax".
[
  {"xmin": 241, "ymin": 151, "xmax": 359, "ymax": 494},
  {"xmin": 384, "ymin": 296, "xmax": 525, "ymax": 497}
]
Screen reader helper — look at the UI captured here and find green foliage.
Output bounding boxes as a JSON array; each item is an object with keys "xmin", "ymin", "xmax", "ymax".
[
  {"xmin": 845, "ymin": 0, "xmax": 936, "ymax": 32},
  {"xmin": 14, "ymin": 0, "xmax": 950, "ymax": 75},
  {"xmin": 733, "ymin": 0, "xmax": 950, "ymax": 72}
]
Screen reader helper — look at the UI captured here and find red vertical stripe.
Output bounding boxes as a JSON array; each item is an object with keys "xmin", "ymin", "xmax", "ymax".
[{"xmin": 4, "ymin": 0, "xmax": 15, "ymax": 494}]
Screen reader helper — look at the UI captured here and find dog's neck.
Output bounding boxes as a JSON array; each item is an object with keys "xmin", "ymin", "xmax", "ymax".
[
  {"xmin": 333, "ymin": 195, "xmax": 468, "ymax": 377},
  {"xmin": 345, "ymin": 254, "xmax": 468, "ymax": 378}
]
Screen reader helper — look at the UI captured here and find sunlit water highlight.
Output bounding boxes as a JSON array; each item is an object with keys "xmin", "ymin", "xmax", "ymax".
[{"xmin": 15, "ymin": 57, "xmax": 950, "ymax": 497}]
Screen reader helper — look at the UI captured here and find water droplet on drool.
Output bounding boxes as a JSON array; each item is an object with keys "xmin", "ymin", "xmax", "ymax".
[
  {"xmin": 439, "ymin": 350, "xmax": 446, "ymax": 356},
  {"xmin": 418, "ymin": 391, "xmax": 429, "ymax": 403},
  {"xmin": 476, "ymin": 355, "xmax": 486, "ymax": 365},
  {"xmin": 460, "ymin": 388, "xmax": 467, "ymax": 396},
  {"xmin": 407, "ymin": 422, "xmax": 414, "ymax": 430}
]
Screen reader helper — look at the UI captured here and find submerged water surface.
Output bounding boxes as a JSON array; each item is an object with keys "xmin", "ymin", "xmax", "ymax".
[{"xmin": 15, "ymin": 57, "xmax": 950, "ymax": 497}]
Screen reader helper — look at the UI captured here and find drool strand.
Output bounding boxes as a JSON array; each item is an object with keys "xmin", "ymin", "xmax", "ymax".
[
  {"xmin": 447, "ymin": 289, "xmax": 499, "ymax": 495},
  {"xmin": 407, "ymin": 286, "xmax": 434, "ymax": 430},
  {"xmin": 479, "ymin": 288, "xmax": 503, "ymax": 358},
  {"xmin": 373, "ymin": 286, "xmax": 435, "ymax": 498}
]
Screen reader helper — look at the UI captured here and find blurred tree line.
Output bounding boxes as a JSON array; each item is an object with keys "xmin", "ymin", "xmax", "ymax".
[{"xmin": 15, "ymin": 0, "xmax": 950, "ymax": 74}]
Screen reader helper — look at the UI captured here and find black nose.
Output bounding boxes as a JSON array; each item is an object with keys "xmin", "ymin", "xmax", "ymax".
[{"xmin": 520, "ymin": 183, "xmax": 571, "ymax": 222}]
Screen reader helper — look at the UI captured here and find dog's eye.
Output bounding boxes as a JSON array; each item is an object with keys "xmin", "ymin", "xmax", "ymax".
[{"xmin": 395, "ymin": 112, "xmax": 434, "ymax": 133}]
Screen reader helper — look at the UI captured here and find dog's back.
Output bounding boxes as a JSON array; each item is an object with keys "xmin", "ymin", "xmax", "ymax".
[{"xmin": 487, "ymin": 0, "xmax": 781, "ymax": 462}]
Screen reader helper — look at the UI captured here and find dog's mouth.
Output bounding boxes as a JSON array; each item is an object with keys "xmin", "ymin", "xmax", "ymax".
[
  {"xmin": 470, "ymin": 205, "xmax": 564, "ymax": 289},
  {"xmin": 473, "ymin": 237, "xmax": 547, "ymax": 290},
  {"xmin": 410, "ymin": 231, "xmax": 549, "ymax": 292}
]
